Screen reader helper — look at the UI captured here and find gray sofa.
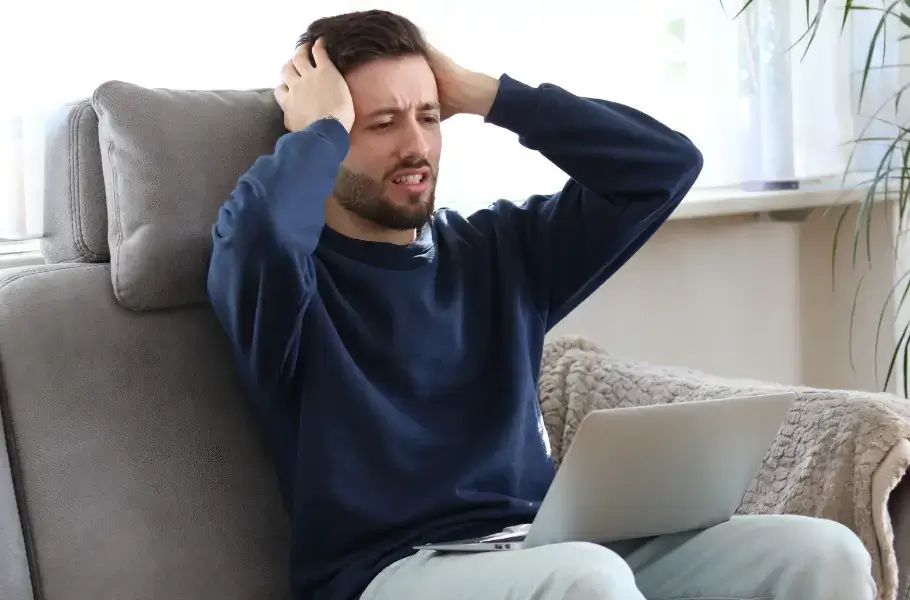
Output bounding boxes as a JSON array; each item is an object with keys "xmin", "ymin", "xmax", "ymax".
[{"xmin": 1, "ymin": 80, "xmax": 910, "ymax": 600}]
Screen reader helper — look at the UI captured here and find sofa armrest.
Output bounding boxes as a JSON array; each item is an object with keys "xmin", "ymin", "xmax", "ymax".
[
  {"xmin": 539, "ymin": 336, "xmax": 791, "ymax": 461},
  {"xmin": 538, "ymin": 335, "xmax": 910, "ymax": 600},
  {"xmin": 539, "ymin": 335, "xmax": 907, "ymax": 462}
]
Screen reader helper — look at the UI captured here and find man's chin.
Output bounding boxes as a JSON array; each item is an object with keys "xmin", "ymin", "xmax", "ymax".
[
  {"xmin": 385, "ymin": 187, "xmax": 432, "ymax": 206},
  {"xmin": 345, "ymin": 201, "xmax": 432, "ymax": 231},
  {"xmin": 390, "ymin": 206, "xmax": 434, "ymax": 230},
  {"xmin": 384, "ymin": 192, "xmax": 435, "ymax": 216},
  {"xmin": 336, "ymin": 185, "xmax": 436, "ymax": 230}
]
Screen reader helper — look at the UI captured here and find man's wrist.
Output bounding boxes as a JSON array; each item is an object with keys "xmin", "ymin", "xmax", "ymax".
[
  {"xmin": 321, "ymin": 114, "xmax": 354, "ymax": 133},
  {"xmin": 461, "ymin": 73, "xmax": 501, "ymax": 118}
]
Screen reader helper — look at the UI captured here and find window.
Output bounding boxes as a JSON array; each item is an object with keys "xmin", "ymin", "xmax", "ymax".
[{"xmin": 0, "ymin": 0, "xmax": 891, "ymax": 234}]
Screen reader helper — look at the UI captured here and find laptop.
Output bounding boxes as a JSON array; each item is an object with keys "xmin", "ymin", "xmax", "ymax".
[{"xmin": 415, "ymin": 392, "xmax": 796, "ymax": 553}]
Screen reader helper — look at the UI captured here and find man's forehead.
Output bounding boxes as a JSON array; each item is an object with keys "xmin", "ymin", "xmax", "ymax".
[{"xmin": 346, "ymin": 56, "xmax": 439, "ymax": 113}]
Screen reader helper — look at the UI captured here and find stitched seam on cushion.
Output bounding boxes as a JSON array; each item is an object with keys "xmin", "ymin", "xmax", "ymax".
[
  {"xmin": 68, "ymin": 104, "xmax": 93, "ymax": 260},
  {"xmin": 92, "ymin": 95, "xmax": 125, "ymax": 304},
  {"xmin": 0, "ymin": 263, "xmax": 91, "ymax": 289},
  {"xmin": 69, "ymin": 103, "xmax": 106, "ymax": 262},
  {"xmin": 105, "ymin": 136, "xmax": 124, "ymax": 303},
  {"xmin": 68, "ymin": 103, "xmax": 89, "ymax": 259}
]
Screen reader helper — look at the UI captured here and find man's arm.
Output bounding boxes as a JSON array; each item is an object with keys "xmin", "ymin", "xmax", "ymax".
[
  {"xmin": 476, "ymin": 75, "xmax": 703, "ymax": 330},
  {"xmin": 207, "ymin": 119, "xmax": 349, "ymax": 389}
]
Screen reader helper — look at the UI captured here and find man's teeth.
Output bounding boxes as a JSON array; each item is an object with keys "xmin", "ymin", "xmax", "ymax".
[{"xmin": 393, "ymin": 174, "xmax": 424, "ymax": 184}]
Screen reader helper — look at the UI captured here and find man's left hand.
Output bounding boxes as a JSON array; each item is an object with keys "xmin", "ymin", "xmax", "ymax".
[{"xmin": 427, "ymin": 45, "xmax": 500, "ymax": 121}]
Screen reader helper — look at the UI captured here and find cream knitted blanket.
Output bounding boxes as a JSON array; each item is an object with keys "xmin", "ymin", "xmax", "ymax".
[{"xmin": 538, "ymin": 335, "xmax": 910, "ymax": 600}]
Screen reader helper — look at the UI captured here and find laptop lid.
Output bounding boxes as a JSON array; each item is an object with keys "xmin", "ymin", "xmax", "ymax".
[{"xmin": 524, "ymin": 392, "xmax": 796, "ymax": 548}]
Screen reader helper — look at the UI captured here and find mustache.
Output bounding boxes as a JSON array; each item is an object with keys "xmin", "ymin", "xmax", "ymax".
[{"xmin": 385, "ymin": 158, "xmax": 433, "ymax": 179}]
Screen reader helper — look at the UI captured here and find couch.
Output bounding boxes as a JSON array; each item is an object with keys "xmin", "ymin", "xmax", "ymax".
[{"xmin": 1, "ymin": 80, "xmax": 910, "ymax": 600}]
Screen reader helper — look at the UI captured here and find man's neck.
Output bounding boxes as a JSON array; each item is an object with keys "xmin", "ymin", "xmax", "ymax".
[{"xmin": 324, "ymin": 198, "xmax": 417, "ymax": 245}]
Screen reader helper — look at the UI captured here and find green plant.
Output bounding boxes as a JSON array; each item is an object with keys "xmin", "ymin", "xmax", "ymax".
[{"xmin": 728, "ymin": 1, "xmax": 910, "ymax": 394}]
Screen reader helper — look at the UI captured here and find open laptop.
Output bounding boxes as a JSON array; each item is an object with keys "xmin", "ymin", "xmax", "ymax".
[{"xmin": 415, "ymin": 391, "xmax": 796, "ymax": 553}]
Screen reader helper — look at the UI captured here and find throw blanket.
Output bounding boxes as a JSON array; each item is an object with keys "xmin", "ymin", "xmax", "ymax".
[{"xmin": 538, "ymin": 335, "xmax": 910, "ymax": 600}]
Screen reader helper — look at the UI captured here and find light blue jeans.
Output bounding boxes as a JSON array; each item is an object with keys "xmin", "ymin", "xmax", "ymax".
[{"xmin": 359, "ymin": 515, "xmax": 876, "ymax": 600}]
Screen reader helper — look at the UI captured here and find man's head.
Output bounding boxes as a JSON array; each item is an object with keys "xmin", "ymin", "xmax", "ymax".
[{"xmin": 299, "ymin": 10, "xmax": 441, "ymax": 232}]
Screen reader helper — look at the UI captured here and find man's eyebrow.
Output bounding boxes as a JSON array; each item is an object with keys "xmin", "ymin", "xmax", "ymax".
[{"xmin": 366, "ymin": 102, "xmax": 441, "ymax": 118}]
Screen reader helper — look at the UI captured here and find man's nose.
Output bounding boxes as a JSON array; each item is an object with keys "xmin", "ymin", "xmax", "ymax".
[{"xmin": 398, "ymin": 118, "xmax": 431, "ymax": 159}]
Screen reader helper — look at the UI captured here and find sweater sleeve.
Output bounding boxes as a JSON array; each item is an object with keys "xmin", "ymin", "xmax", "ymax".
[
  {"xmin": 206, "ymin": 118, "xmax": 350, "ymax": 389},
  {"xmin": 477, "ymin": 75, "xmax": 704, "ymax": 330}
]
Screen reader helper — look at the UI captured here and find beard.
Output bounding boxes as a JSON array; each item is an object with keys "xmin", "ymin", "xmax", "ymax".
[{"xmin": 333, "ymin": 159, "xmax": 437, "ymax": 231}]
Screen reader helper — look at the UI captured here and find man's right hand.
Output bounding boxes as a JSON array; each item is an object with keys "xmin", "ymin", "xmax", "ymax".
[{"xmin": 274, "ymin": 38, "xmax": 355, "ymax": 133}]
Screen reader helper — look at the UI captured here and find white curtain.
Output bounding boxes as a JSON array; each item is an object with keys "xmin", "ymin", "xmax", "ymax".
[{"xmin": 0, "ymin": 0, "xmax": 893, "ymax": 239}]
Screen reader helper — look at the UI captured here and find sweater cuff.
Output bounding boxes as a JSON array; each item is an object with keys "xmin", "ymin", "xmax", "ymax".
[
  {"xmin": 277, "ymin": 118, "xmax": 351, "ymax": 163},
  {"xmin": 484, "ymin": 74, "xmax": 542, "ymax": 134}
]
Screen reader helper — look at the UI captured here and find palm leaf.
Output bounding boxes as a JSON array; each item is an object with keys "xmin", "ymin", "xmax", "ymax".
[{"xmin": 727, "ymin": 0, "xmax": 910, "ymax": 395}]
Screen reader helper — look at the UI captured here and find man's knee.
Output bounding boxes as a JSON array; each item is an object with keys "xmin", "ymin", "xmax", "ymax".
[
  {"xmin": 775, "ymin": 516, "xmax": 871, "ymax": 569},
  {"xmin": 530, "ymin": 542, "xmax": 642, "ymax": 600},
  {"xmin": 752, "ymin": 514, "xmax": 874, "ymax": 596}
]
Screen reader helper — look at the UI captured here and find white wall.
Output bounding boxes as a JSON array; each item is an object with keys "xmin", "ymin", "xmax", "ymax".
[{"xmin": 548, "ymin": 203, "xmax": 898, "ymax": 394}]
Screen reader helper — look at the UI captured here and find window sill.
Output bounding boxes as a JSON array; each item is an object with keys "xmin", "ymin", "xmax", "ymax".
[
  {"xmin": 672, "ymin": 176, "xmax": 876, "ymax": 222},
  {"xmin": 0, "ymin": 240, "xmax": 44, "ymax": 271}
]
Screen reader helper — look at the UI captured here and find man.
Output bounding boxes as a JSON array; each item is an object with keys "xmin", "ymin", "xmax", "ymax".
[{"xmin": 207, "ymin": 9, "xmax": 875, "ymax": 600}]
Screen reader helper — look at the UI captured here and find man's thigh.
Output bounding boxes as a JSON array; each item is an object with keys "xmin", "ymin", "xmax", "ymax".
[
  {"xmin": 359, "ymin": 541, "xmax": 644, "ymax": 600},
  {"xmin": 615, "ymin": 514, "xmax": 875, "ymax": 600},
  {"xmin": 360, "ymin": 515, "xmax": 874, "ymax": 600}
]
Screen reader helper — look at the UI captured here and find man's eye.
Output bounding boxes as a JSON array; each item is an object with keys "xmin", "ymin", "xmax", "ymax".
[
  {"xmin": 423, "ymin": 116, "xmax": 440, "ymax": 124},
  {"xmin": 372, "ymin": 122, "xmax": 393, "ymax": 130}
]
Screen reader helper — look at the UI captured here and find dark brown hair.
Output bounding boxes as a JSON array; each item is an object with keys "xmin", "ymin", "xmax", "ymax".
[{"xmin": 297, "ymin": 10, "xmax": 429, "ymax": 75}]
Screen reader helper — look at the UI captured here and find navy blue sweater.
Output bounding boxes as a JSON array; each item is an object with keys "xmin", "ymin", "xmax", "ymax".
[{"xmin": 207, "ymin": 74, "xmax": 703, "ymax": 600}]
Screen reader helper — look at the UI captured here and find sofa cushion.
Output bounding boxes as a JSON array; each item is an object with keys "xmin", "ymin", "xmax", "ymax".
[
  {"xmin": 0, "ymin": 263, "xmax": 292, "ymax": 599},
  {"xmin": 0, "ymin": 351, "xmax": 34, "ymax": 599},
  {"xmin": 92, "ymin": 81, "xmax": 287, "ymax": 311},
  {"xmin": 41, "ymin": 100, "xmax": 110, "ymax": 263}
]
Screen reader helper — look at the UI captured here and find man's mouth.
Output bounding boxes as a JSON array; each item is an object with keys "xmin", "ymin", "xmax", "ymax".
[
  {"xmin": 390, "ymin": 168, "xmax": 430, "ymax": 184},
  {"xmin": 389, "ymin": 168, "xmax": 431, "ymax": 193},
  {"xmin": 392, "ymin": 173, "xmax": 427, "ymax": 184}
]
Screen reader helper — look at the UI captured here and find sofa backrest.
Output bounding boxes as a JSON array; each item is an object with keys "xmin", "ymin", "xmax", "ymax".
[{"xmin": 1, "ymin": 82, "xmax": 295, "ymax": 600}]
